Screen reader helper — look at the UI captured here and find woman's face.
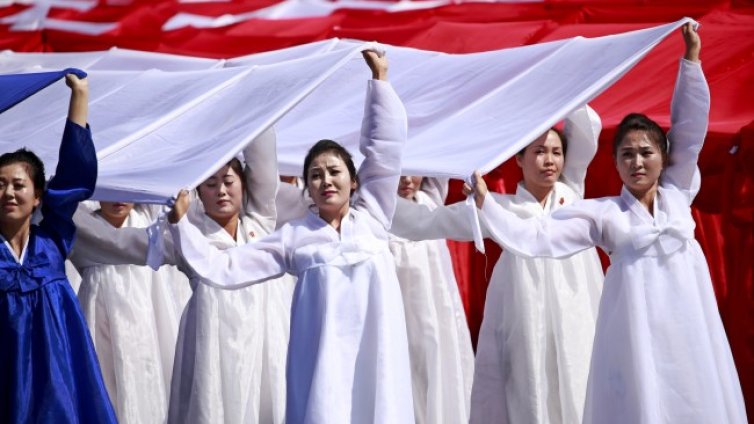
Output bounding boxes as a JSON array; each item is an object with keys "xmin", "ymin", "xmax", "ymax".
[
  {"xmin": 615, "ymin": 130, "xmax": 664, "ymax": 195},
  {"xmin": 397, "ymin": 176, "xmax": 423, "ymax": 200},
  {"xmin": 0, "ymin": 163, "xmax": 40, "ymax": 227},
  {"xmin": 307, "ymin": 152, "xmax": 356, "ymax": 217},
  {"xmin": 516, "ymin": 130, "xmax": 564, "ymax": 192},
  {"xmin": 99, "ymin": 202, "xmax": 134, "ymax": 228},
  {"xmin": 198, "ymin": 164, "xmax": 243, "ymax": 222}
]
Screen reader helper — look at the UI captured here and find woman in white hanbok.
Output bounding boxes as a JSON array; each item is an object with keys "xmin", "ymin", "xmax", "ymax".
[
  {"xmin": 70, "ymin": 202, "xmax": 191, "ymax": 424},
  {"xmin": 391, "ymin": 103, "xmax": 604, "ymax": 424},
  {"xmin": 166, "ymin": 51, "xmax": 414, "ymax": 424},
  {"xmin": 167, "ymin": 126, "xmax": 295, "ymax": 424},
  {"xmin": 72, "ymin": 127, "xmax": 294, "ymax": 424},
  {"xmin": 389, "ymin": 176, "xmax": 475, "ymax": 424},
  {"xmin": 464, "ymin": 25, "xmax": 748, "ymax": 423}
]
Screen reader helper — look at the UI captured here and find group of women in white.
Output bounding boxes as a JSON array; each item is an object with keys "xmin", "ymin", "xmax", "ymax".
[{"xmin": 0, "ymin": 24, "xmax": 748, "ymax": 424}]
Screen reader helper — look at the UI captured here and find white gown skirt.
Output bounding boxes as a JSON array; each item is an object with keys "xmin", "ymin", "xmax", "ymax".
[
  {"xmin": 168, "ymin": 277, "xmax": 295, "ymax": 424},
  {"xmin": 78, "ymin": 264, "xmax": 191, "ymax": 424}
]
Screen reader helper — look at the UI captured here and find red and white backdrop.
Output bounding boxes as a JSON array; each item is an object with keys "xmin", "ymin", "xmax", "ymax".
[{"xmin": 2, "ymin": 0, "xmax": 753, "ymax": 416}]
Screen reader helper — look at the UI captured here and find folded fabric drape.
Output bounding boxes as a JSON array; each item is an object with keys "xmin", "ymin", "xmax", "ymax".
[
  {"xmin": 0, "ymin": 19, "xmax": 692, "ymax": 205},
  {"xmin": 0, "ymin": 67, "xmax": 86, "ymax": 114}
]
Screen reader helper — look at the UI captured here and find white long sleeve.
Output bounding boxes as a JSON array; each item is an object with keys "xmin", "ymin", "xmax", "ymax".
[
  {"xmin": 662, "ymin": 59, "xmax": 710, "ymax": 202},
  {"xmin": 391, "ymin": 197, "xmax": 477, "ymax": 242},
  {"xmin": 243, "ymin": 125, "xmax": 279, "ymax": 232},
  {"xmin": 478, "ymin": 193, "xmax": 602, "ymax": 259},
  {"xmin": 169, "ymin": 217, "xmax": 288, "ymax": 289},
  {"xmin": 352, "ymin": 79, "xmax": 408, "ymax": 229},
  {"xmin": 561, "ymin": 104, "xmax": 601, "ymax": 196},
  {"xmin": 71, "ymin": 204, "xmax": 180, "ymax": 268}
]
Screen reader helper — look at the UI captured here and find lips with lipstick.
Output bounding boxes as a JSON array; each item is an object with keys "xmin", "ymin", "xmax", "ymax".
[{"xmin": 2, "ymin": 202, "xmax": 18, "ymax": 211}]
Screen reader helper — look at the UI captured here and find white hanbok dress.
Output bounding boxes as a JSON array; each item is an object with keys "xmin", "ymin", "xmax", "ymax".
[
  {"xmin": 477, "ymin": 59, "xmax": 747, "ymax": 423},
  {"xmin": 169, "ymin": 80, "xmax": 414, "ymax": 424},
  {"xmin": 167, "ymin": 127, "xmax": 295, "ymax": 424},
  {"xmin": 71, "ymin": 204, "xmax": 192, "ymax": 424},
  {"xmin": 391, "ymin": 104, "xmax": 605, "ymax": 424},
  {"xmin": 388, "ymin": 178, "xmax": 475, "ymax": 424}
]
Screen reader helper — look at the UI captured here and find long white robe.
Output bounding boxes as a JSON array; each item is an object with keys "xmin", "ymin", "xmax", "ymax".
[
  {"xmin": 388, "ymin": 179, "xmax": 475, "ymax": 424},
  {"xmin": 70, "ymin": 204, "xmax": 192, "ymax": 424},
  {"xmin": 391, "ymin": 104, "xmax": 604, "ymax": 424},
  {"xmin": 477, "ymin": 59, "xmax": 748, "ymax": 423},
  {"xmin": 169, "ymin": 80, "xmax": 414, "ymax": 424},
  {"xmin": 167, "ymin": 127, "xmax": 295, "ymax": 424}
]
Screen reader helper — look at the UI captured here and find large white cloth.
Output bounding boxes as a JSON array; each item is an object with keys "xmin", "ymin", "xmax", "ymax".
[
  {"xmin": 0, "ymin": 19, "xmax": 696, "ymax": 205},
  {"xmin": 167, "ymin": 127, "xmax": 295, "ymax": 424},
  {"xmin": 70, "ymin": 204, "xmax": 192, "ymax": 424},
  {"xmin": 391, "ymin": 105, "xmax": 604, "ymax": 424},
  {"xmin": 169, "ymin": 80, "xmax": 414, "ymax": 423},
  {"xmin": 388, "ymin": 179, "xmax": 474, "ymax": 424},
  {"xmin": 476, "ymin": 59, "xmax": 748, "ymax": 423}
]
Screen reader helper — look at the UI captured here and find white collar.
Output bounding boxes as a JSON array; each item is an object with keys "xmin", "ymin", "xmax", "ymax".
[{"xmin": 0, "ymin": 231, "xmax": 30, "ymax": 264}]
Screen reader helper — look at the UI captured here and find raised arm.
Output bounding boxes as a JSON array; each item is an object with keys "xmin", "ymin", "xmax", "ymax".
[
  {"xmin": 70, "ymin": 205, "xmax": 180, "ymax": 268},
  {"xmin": 469, "ymin": 171, "xmax": 599, "ymax": 258},
  {"xmin": 169, "ymin": 210, "xmax": 288, "ymax": 290},
  {"xmin": 352, "ymin": 51, "xmax": 409, "ymax": 228},
  {"xmin": 662, "ymin": 23, "xmax": 709, "ymax": 201},
  {"xmin": 560, "ymin": 104, "xmax": 602, "ymax": 196},
  {"xmin": 243, "ymin": 126, "xmax": 279, "ymax": 233},
  {"xmin": 391, "ymin": 197, "xmax": 476, "ymax": 242},
  {"xmin": 40, "ymin": 74, "xmax": 96, "ymax": 256}
]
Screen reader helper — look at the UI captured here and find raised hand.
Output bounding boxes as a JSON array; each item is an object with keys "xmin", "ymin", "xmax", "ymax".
[
  {"xmin": 168, "ymin": 190, "xmax": 190, "ymax": 224},
  {"xmin": 682, "ymin": 22, "xmax": 701, "ymax": 63},
  {"xmin": 461, "ymin": 171, "xmax": 489, "ymax": 209},
  {"xmin": 65, "ymin": 73, "xmax": 89, "ymax": 127},
  {"xmin": 362, "ymin": 49, "xmax": 388, "ymax": 81}
]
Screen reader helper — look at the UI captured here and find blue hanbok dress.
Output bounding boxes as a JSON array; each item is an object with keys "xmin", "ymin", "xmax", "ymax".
[{"xmin": 0, "ymin": 120, "xmax": 117, "ymax": 423}]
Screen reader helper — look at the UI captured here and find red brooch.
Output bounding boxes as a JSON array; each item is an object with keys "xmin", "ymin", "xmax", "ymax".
[
  {"xmin": 559, "ymin": 197, "xmax": 565, "ymax": 205},
  {"xmin": 249, "ymin": 231, "xmax": 255, "ymax": 238}
]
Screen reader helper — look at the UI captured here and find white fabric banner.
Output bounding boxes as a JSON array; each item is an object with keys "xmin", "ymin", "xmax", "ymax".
[{"xmin": 0, "ymin": 18, "xmax": 693, "ymax": 204}]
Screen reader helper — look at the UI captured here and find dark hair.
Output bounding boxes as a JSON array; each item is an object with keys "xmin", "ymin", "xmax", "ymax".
[
  {"xmin": 196, "ymin": 157, "xmax": 245, "ymax": 200},
  {"xmin": 613, "ymin": 113, "xmax": 668, "ymax": 160},
  {"xmin": 0, "ymin": 148, "xmax": 45, "ymax": 195},
  {"xmin": 517, "ymin": 128, "xmax": 568, "ymax": 157},
  {"xmin": 302, "ymin": 139, "xmax": 359, "ymax": 194}
]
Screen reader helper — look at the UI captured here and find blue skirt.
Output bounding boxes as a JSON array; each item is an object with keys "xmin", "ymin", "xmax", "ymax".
[{"xmin": 0, "ymin": 280, "xmax": 117, "ymax": 423}]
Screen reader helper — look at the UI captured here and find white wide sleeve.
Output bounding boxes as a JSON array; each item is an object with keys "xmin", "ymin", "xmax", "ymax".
[
  {"xmin": 561, "ymin": 104, "xmax": 602, "ymax": 197},
  {"xmin": 392, "ymin": 197, "xmax": 484, "ymax": 242},
  {"xmin": 479, "ymin": 194, "xmax": 600, "ymax": 259},
  {"xmin": 662, "ymin": 59, "xmax": 710, "ymax": 203},
  {"xmin": 70, "ymin": 206, "xmax": 180, "ymax": 268},
  {"xmin": 352, "ymin": 79, "xmax": 408, "ymax": 228},
  {"xmin": 169, "ymin": 217, "xmax": 288, "ymax": 290},
  {"xmin": 243, "ymin": 126, "xmax": 279, "ymax": 233}
]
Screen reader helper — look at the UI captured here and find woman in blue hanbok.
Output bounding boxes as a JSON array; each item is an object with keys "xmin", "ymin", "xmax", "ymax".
[{"xmin": 0, "ymin": 73, "xmax": 117, "ymax": 423}]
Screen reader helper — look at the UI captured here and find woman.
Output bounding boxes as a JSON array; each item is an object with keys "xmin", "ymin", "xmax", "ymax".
[
  {"xmin": 73, "ymin": 127, "xmax": 294, "ymax": 424},
  {"xmin": 168, "ymin": 128, "xmax": 295, "ymax": 424},
  {"xmin": 391, "ymin": 105, "xmax": 604, "ymax": 423},
  {"xmin": 0, "ymin": 73, "xmax": 117, "ymax": 423},
  {"xmin": 465, "ymin": 24, "xmax": 748, "ymax": 423},
  {"xmin": 167, "ymin": 50, "xmax": 414, "ymax": 423},
  {"xmin": 389, "ymin": 176, "xmax": 475, "ymax": 424},
  {"xmin": 70, "ymin": 201, "xmax": 191, "ymax": 424}
]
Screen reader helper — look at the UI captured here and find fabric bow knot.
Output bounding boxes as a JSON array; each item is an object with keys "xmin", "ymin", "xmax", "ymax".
[
  {"xmin": 0, "ymin": 254, "xmax": 54, "ymax": 292},
  {"xmin": 631, "ymin": 220, "xmax": 694, "ymax": 252}
]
